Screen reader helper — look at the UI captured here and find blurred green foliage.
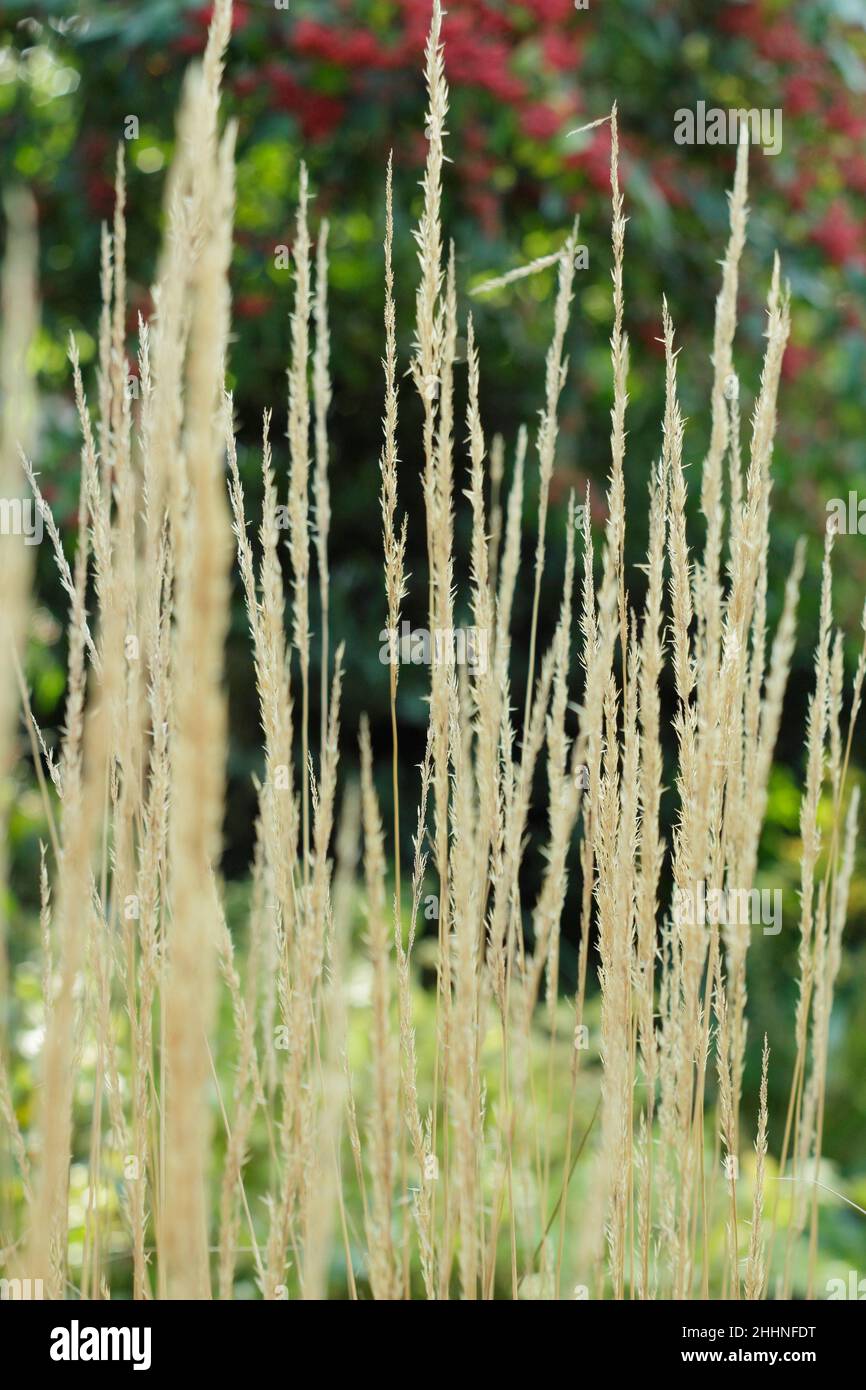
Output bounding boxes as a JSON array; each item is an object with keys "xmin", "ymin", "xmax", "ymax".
[{"xmin": 2, "ymin": 0, "xmax": 864, "ymax": 814}]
